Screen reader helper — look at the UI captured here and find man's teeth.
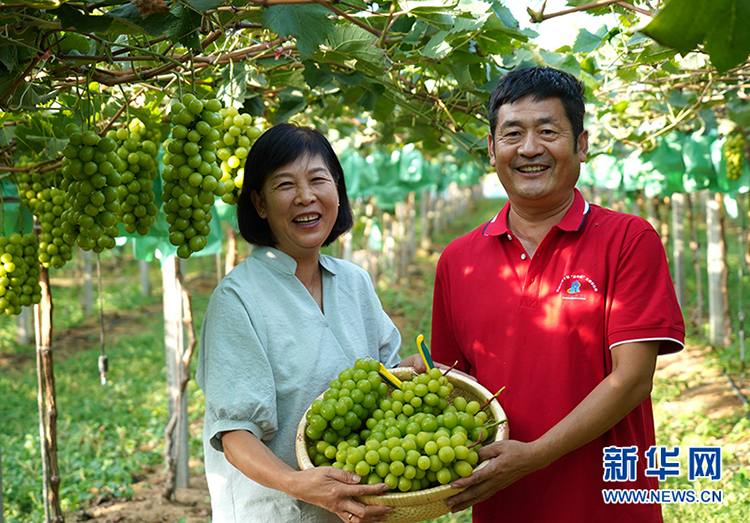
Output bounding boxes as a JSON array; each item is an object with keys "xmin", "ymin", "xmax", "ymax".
[
  {"xmin": 518, "ymin": 166, "xmax": 547, "ymax": 173},
  {"xmin": 294, "ymin": 215, "xmax": 320, "ymax": 224}
]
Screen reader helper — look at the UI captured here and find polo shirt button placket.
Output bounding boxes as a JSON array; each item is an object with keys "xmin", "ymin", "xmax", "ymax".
[{"xmin": 521, "ymin": 253, "xmax": 527, "ymax": 260}]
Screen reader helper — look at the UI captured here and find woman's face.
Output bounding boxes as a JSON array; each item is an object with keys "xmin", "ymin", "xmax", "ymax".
[{"xmin": 251, "ymin": 154, "xmax": 340, "ymax": 262}]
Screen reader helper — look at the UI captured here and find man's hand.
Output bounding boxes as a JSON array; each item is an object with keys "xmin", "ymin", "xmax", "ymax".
[{"xmin": 444, "ymin": 440, "xmax": 544, "ymax": 512}]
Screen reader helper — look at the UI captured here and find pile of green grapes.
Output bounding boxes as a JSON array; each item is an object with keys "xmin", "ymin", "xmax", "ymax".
[
  {"xmin": 304, "ymin": 360, "xmax": 500, "ymax": 493},
  {"xmin": 162, "ymin": 93, "xmax": 227, "ymax": 258},
  {"xmin": 215, "ymin": 106, "xmax": 262, "ymax": 205},
  {"xmin": 60, "ymin": 124, "xmax": 124, "ymax": 253},
  {"xmin": 0, "ymin": 233, "xmax": 42, "ymax": 315},
  {"xmin": 723, "ymin": 131, "xmax": 746, "ymax": 181},
  {"xmin": 15, "ymin": 159, "xmax": 74, "ymax": 269},
  {"xmin": 106, "ymin": 118, "xmax": 160, "ymax": 236}
]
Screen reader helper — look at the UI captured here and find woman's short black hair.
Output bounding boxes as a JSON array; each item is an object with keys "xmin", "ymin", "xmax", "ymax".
[
  {"xmin": 236, "ymin": 123, "xmax": 354, "ymax": 247},
  {"xmin": 488, "ymin": 66, "xmax": 586, "ymax": 142}
]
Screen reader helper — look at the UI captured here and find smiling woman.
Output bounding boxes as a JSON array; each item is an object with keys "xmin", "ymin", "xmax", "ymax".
[{"xmin": 195, "ymin": 123, "xmax": 414, "ymax": 523}]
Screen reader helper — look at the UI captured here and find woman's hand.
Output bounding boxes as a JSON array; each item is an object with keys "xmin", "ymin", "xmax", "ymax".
[
  {"xmin": 223, "ymin": 430, "xmax": 392, "ymax": 522},
  {"xmin": 289, "ymin": 466, "xmax": 393, "ymax": 523},
  {"xmin": 397, "ymin": 354, "xmax": 426, "ymax": 373}
]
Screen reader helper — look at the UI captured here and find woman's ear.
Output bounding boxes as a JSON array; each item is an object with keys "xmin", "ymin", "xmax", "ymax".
[{"xmin": 250, "ymin": 190, "xmax": 266, "ymax": 219}]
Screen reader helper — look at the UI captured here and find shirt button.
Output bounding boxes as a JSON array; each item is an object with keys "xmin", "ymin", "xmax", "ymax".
[
  {"xmin": 521, "ymin": 254, "xmax": 527, "ymax": 260},
  {"xmin": 506, "ymin": 234, "xmax": 512, "ymax": 240}
]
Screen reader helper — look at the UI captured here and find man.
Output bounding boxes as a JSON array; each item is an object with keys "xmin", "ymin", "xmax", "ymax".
[{"xmin": 431, "ymin": 66, "xmax": 685, "ymax": 522}]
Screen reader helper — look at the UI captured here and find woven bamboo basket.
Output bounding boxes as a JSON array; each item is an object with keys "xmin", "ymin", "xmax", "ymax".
[{"xmin": 296, "ymin": 367, "xmax": 509, "ymax": 523}]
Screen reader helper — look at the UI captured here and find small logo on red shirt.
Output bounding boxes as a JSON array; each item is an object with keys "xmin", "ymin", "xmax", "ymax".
[{"xmin": 557, "ymin": 274, "xmax": 598, "ymax": 301}]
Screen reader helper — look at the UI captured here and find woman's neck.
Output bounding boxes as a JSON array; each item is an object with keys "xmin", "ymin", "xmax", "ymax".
[{"xmin": 295, "ymin": 256, "xmax": 323, "ymax": 311}]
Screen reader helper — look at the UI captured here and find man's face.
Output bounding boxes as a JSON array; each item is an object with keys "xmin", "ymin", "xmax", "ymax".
[{"xmin": 488, "ymin": 96, "xmax": 588, "ymax": 210}]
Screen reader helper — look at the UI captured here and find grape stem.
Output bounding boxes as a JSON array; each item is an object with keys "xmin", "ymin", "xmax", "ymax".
[
  {"xmin": 480, "ymin": 386, "xmax": 505, "ymax": 411},
  {"xmin": 442, "ymin": 360, "xmax": 459, "ymax": 377},
  {"xmin": 467, "ymin": 419, "xmax": 507, "ymax": 449}
]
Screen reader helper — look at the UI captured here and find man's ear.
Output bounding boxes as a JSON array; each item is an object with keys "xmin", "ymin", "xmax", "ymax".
[
  {"xmin": 488, "ymin": 132, "xmax": 496, "ymax": 167},
  {"xmin": 578, "ymin": 130, "xmax": 589, "ymax": 162}
]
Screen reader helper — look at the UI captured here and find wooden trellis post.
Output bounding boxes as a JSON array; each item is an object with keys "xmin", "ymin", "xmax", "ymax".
[
  {"xmin": 34, "ymin": 265, "xmax": 64, "ymax": 523},
  {"xmin": 706, "ymin": 192, "xmax": 732, "ymax": 347},
  {"xmin": 161, "ymin": 256, "xmax": 190, "ymax": 492},
  {"xmin": 139, "ymin": 259, "xmax": 151, "ymax": 297},
  {"xmin": 671, "ymin": 192, "xmax": 686, "ymax": 309},
  {"xmin": 1, "ymin": 424, "xmax": 4, "ymax": 523}
]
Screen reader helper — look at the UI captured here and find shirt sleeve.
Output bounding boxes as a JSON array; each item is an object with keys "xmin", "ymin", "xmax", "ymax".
[
  {"xmin": 196, "ymin": 283, "xmax": 279, "ymax": 452},
  {"xmin": 431, "ymin": 249, "xmax": 471, "ymax": 373},
  {"xmin": 606, "ymin": 225, "xmax": 685, "ymax": 354}
]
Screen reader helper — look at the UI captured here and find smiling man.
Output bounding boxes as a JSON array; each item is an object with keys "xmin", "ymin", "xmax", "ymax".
[{"xmin": 431, "ymin": 67, "xmax": 685, "ymax": 523}]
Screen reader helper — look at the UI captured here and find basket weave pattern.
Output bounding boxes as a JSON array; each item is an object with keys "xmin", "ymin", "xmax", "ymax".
[{"xmin": 296, "ymin": 367, "xmax": 509, "ymax": 523}]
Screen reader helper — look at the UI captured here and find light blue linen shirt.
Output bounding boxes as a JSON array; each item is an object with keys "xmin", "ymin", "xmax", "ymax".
[{"xmin": 196, "ymin": 246, "xmax": 401, "ymax": 523}]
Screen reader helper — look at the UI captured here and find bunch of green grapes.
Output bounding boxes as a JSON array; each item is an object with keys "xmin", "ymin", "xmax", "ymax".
[
  {"xmin": 0, "ymin": 233, "xmax": 42, "ymax": 315},
  {"xmin": 305, "ymin": 364, "xmax": 502, "ymax": 493},
  {"xmin": 15, "ymin": 158, "xmax": 74, "ymax": 269},
  {"xmin": 60, "ymin": 124, "xmax": 124, "ymax": 253},
  {"xmin": 215, "ymin": 107, "xmax": 262, "ymax": 205},
  {"xmin": 106, "ymin": 118, "xmax": 160, "ymax": 236},
  {"xmin": 304, "ymin": 358, "xmax": 390, "ymax": 448},
  {"xmin": 723, "ymin": 131, "xmax": 746, "ymax": 181},
  {"xmin": 162, "ymin": 93, "xmax": 227, "ymax": 258}
]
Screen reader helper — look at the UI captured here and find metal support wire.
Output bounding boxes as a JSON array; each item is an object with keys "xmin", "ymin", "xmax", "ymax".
[{"xmin": 96, "ymin": 253, "xmax": 108, "ymax": 385}]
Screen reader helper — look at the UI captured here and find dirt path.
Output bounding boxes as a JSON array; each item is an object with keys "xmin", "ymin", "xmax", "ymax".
[{"xmin": 68, "ymin": 342, "xmax": 748, "ymax": 523}]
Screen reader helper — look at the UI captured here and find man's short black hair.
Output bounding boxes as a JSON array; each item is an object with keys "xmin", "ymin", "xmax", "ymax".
[
  {"xmin": 488, "ymin": 67, "xmax": 586, "ymax": 140},
  {"xmin": 236, "ymin": 123, "xmax": 354, "ymax": 247}
]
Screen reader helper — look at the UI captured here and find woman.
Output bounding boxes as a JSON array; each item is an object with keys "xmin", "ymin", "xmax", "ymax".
[{"xmin": 196, "ymin": 123, "xmax": 414, "ymax": 523}]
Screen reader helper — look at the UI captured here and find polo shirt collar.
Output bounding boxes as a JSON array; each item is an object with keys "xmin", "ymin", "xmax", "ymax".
[
  {"xmin": 482, "ymin": 188, "xmax": 590, "ymax": 237},
  {"xmin": 250, "ymin": 245, "xmax": 339, "ymax": 276}
]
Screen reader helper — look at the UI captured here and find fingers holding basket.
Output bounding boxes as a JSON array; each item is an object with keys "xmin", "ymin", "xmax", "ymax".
[{"xmin": 302, "ymin": 466, "xmax": 393, "ymax": 522}]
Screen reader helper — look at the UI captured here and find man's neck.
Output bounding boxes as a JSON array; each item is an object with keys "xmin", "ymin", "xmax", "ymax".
[{"xmin": 506, "ymin": 192, "xmax": 575, "ymax": 258}]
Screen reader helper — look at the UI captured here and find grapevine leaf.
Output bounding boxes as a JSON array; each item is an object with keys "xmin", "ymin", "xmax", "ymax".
[
  {"xmin": 443, "ymin": 60, "xmax": 473, "ymax": 92},
  {"xmin": 0, "ymin": 47, "xmax": 17, "ymax": 79},
  {"xmin": 57, "ymin": 5, "xmax": 114, "ymax": 33},
  {"xmin": 271, "ymin": 87, "xmax": 307, "ymax": 123},
  {"xmin": 313, "ymin": 25, "xmax": 385, "ymax": 76},
  {"xmin": 56, "ymin": 4, "xmax": 177, "ymax": 36},
  {"xmin": 356, "ymin": 83, "xmax": 385, "ymax": 111},
  {"xmin": 261, "ymin": 5, "xmax": 336, "ymax": 60},
  {"xmin": 106, "ymin": 4, "xmax": 178, "ymax": 36},
  {"xmin": 185, "ymin": 0, "xmax": 224, "ymax": 13},
  {"xmin": 643, "ymin": 0, "xmax": 750, "ymax": 73},
  {"xmin": 572, "ymin": 27, "xmax": 607, "ymax": 55},
  {"xmin": 217, "ymin": 62, "xmax": 249, "ymax": 108},
  {"xmin": 408, "ymin": 9, "xmax": 455, "ymax": 31},
  {"xmin": 635, "ymin": 42, "xmax": 679, "ymax": 64},
  {"xmin": 422, "ymin": 30, "xmax": 452, "ymax": 59},
  {"xmin": 489, "ymin": 3, "xmax": 531, "ymax": 41},
  {"xmin": 167, "ymin": 1, "xmax": 202, "ymax": 50}
]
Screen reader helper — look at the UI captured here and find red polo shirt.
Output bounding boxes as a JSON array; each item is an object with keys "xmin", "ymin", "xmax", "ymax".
[{"xmin": 432, "ymin": 189, "xmax": 684, "ymax": 523}]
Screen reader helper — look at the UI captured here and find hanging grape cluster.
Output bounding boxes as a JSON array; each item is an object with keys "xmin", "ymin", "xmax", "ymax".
[
  {"xmin": 15, "ymin": 158, "xmax": 74, "ymax": 269},
  {"xmin": 162, "ymin": 93, "xmax": 226, "ymax": 258},
  {"xmin": 0, "ymin": 233, "xmax": 42, "ymax": 315},
  {"xmin": 106, "ymin": 118, "xmax": 160, "ymax": 236},
  {"xmin": 60, "ymin": 124, "xmax": 124, "ymax": 252},
  {"xmin": 215, "ymin": 106, "xmax": 262, "ymax": 205},
  {"xmin": 723, "ymin": 131, "xmax": 746, "ymax": 181}
]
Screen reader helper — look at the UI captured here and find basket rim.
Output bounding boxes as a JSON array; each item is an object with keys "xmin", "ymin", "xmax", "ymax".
[{"xmin": 295, "ymin": 366, "xmax": 509, "ymax": 506}]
